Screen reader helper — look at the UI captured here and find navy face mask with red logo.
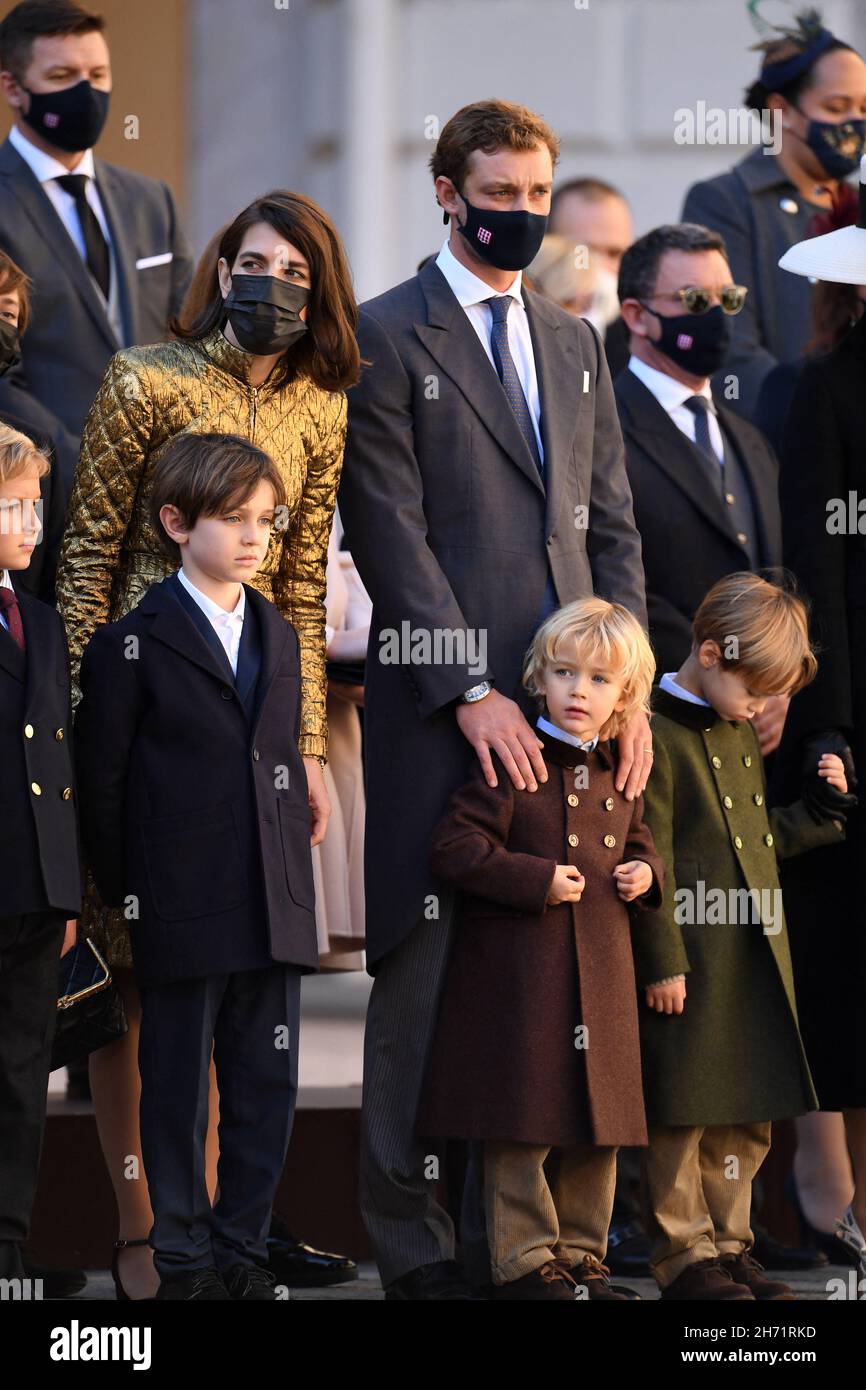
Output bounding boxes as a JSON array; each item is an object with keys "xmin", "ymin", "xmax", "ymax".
[
  {"xmin": 639, "ymin": 302, "xmax": 732, "ymax": 378},
  {"xmin": 453, "ymin": 188, "xmax": 548, "ymax": 272}
]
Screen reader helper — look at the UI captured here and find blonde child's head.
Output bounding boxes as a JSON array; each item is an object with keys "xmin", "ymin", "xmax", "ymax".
[
  {"xmin": 522, "ymin": 596, "xmax": 655, "ymax": 741},
  {"xmin": 692, "ymin": 572, "xmax": 817, "ymax": 704},
  {"xmin": 0, "ymin": 424, "xmax": 48, "ymax": 572}
]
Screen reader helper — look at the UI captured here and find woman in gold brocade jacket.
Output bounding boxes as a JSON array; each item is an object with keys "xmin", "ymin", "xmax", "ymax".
[{"xmin": 55, "ymin": 190, "xmax": 359, "ymax": 1299}]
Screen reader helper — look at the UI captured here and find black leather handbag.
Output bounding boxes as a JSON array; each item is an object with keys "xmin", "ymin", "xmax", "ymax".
[{"xmin": 51, "ymin": 936, "xmax": 128, "ymax": 1072}]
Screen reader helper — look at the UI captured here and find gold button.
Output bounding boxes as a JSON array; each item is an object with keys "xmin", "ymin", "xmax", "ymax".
[
  {"xmin": 61, "ymin": 787, "xmax": 72, "ymax": 801},
  {"xmin": 725, "ymin": 492, "xmax": 735, "ymax": 505},
  {"xmin": 753, "ymin": 792, "xmax": 763, "ymax": 806},
  {"xmin": 703, "ymin": 726, "xmax": 712, "ymax": 733},
  {"xmin": 604, "ymin": 834, "xmax": 616, "ymax": 849},
  {"xmin": 723, "ymin": 795, "xmax": 733, "ymax": 809},
  {"xmin": 712, "ymin": 755, "xmax": 722, "ymax": 769},
  {"xmin": 568, "ymin": 833, "xmax": 579, "ymax": 848},
  {"xmin": 55, "ymin": 727, "xmax": 64, "ymax": 741},
  {"xmin": 737, "ymin": 532, "xmax": 748, "ymax": 545},
  {"xmin": 604, "ymin": 796, "xmax": 614, "ymax": 811},
  {"xmin": 733, "ymin": 835, "xmax": 743, "ymax": 849},
  {"xmin": 764, "ymin": 833, "xmax": 774, "ymax": 847},
  {"xmin": 24, "ymin": 723, "xmax": 34, "ymax": 738},
  {"xmin": 567, "ymin": 793, "xmax": 579, "ymax": 807},
  {"xmin": 743, "ymin": 754, "xmax": 752, "ymax": 767},
  {"xmin": 31, "ymin": 782, "xmax": 42, "ymax": 796}
]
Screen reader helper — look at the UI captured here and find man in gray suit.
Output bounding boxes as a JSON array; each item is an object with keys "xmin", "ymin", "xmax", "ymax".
[
  {"xmin": 0, "ymin": 1, "xmax": 193, "ymax": 490},
  {"xmin": 339, "ymin": 98, "xmax": 652, "ymax": 1300}
]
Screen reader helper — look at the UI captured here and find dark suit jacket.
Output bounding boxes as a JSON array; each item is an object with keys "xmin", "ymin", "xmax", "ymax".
[
  {"xmin": 73, "ymin": 575, "xmax": 318, "ymax": 987},
  {"xmin": 0, "ymin": 138, "xmax": 193, "ymax": 489},
  {"xmin": 615, "ymin": 367, "xmax": 782, "ymax": 675},
  {"xmin": 0, "ymin": 407, "xmax": 66, "ymax": 604},
  {"xmin": 0, "ymin": 575, "xmax": 81, "ymax": 918},
  {"xmin": 339, "ymin": 258, "xmax": 646, "ymax": 966},
  {"xmin": 682, "ymin": 149, "xmax": 815, "ymax": 420}
]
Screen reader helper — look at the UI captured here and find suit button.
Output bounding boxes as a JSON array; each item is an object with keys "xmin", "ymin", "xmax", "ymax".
[
  {"xmin": 604, "ymin": 834, "xmax": 616, "ymax": 848},
  {"xmin": 743, "ymin": 754, "xmax": 752, "ymax": 767},
  {"xmin": 24, "ymin": 723, "xmax": 34, "ymax": 738},
  {"xmin": 61, "ymin": 787, "xmax": 72, "ymax": 801},
  {"xmin": 31, "ymin": 782, "xmax": 42, "ymax": 796},
  {"xmin": 737, "ymin": 532, "xmax": 748, "ymax": 545},
  {"xmin": 723, "ymin": 795, "xmax": 733, "ymax": 809},
  {"xmin": 568, "ymin": 833, "xmax": 579, "ymax": 847},
  {"xmin": 753, "ymin": 792, "xmax": 764, "ymax": 806},
  {"xmin": 55, "ymin": 728, "xmax": 65, "ymax": 741},
  {"xmin": 567, "ymin": 793, "xmax": 579, "ymax": 807},
  {"xmin": 733, "ymin": 835, "xmax": 743, "ymax": 849},
  {"xmin": 253, "ymin": 749, "xmax": 261, "ymax": 761},
  {"xmin": 220, "ymin": 687, "xmax": 233, "ymax": 700},
  {"xmin": 711, "ymin": 755, "xmax": 722, "ymax": 769},
  {"xmin": 725, "ymin": 492, "xmax": 735, "ymax": 505},
  {"xmin": 604, "ymin": 796, "xmax": 614, "ymax": 811},
  {"xmin": 764, "ymin": 832, "xmax": 774, "ymax": 847}
]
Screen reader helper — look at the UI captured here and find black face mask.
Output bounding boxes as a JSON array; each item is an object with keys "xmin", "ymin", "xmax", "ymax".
[
  {"xmin": 453, "ymin": 188, "xmax": 548, "ymax": 271},
  {"xmin": 0, "ymin": 319, "xmax": 22, "ymax": 376},
  {"xmin": 223, "ymin": 274, "xmax": 311, "ymax": 356},
  {"xmin": 21, "ymin": 79, "xmax": 110, "ymax": 153},
  {"xmin": 640, "ymin": 302, "xmax": 732, "ymax": 378},
  {"xmin": 798, "ymin": 113, "xmax": 866, "ymax": 179}
]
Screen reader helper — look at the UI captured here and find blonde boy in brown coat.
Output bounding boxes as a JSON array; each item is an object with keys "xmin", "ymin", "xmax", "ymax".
[{"xmin": 418, "ymin": 598, "xmax": 664, "ymax": 1300}]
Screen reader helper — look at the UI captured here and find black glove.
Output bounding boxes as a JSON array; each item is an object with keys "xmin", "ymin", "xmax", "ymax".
[{"xmin": 800, "ymin": 731, "xmax": 859, "ymax": 825}]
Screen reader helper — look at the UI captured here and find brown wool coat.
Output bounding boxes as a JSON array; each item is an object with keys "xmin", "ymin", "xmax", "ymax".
[{"xmin": 416, "ymin": 727, "xmax": 665, "ymax": 1148}]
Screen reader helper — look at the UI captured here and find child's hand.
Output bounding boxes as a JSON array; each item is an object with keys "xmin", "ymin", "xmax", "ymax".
[
  {"xmin": 613, "ymin": 859, "xmax": 653, "ymax": 902},
  {"xmin": 645, "ymin": 979, "xmax": 686, "ymax": 1014},
  {"xmin": 818, "ymin": 753, "xmax": 848, "ymax": 795},
  {"xmin": 546, "ymin": 864, "xmax": 585, "ymax": 906}
]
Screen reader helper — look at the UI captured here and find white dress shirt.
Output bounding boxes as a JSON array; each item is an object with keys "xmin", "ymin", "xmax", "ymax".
[
  {"xmin": 0, "ymin": 568, "xmax": 13, "ymax": 633},
  {"xmin": 177, "ymin": 568, "xmax": 245, "ymax": 676},
  {"xmin": 627, "ymin": 354, "xmax": 724, "ymax": 464},
  {"xmin": 435, "ymin": 236, "xmax": 544, "ymax": 461},
  {"xmin": 9, "ymin": 122, "xmax": 123, "ymax": 341},
  {"xmin": 536, "ymin": 712, "xmax": 599, "ymax": 751},
  {"xmin": 659, "ymin": 670, "xmax": 712, "ymax": 707}
]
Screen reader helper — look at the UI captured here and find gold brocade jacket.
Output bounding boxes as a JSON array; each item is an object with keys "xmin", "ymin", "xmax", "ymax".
[{"xmin": 56, "ymin": 328, "xmax": 346, "ymax": 762}]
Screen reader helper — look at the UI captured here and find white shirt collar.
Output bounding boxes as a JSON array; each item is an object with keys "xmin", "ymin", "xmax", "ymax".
[
  {"xmin": 435, "ymin": 236, "xmax": 524, "ymax": 310},
  {"xmin": 627, "ymin": 354, "xmax": 715, "ymax": 415},
  {"xmin": 536, "ymin": 713, "xmax": 599, "ymax": 751},
  {"xmin": 659, "ymin": 671, "xmax": 712, "ymax": 707},
  {"xmin": 177, "ymin": 567, "xmax": 245, "ymax": 625},
  {"xmin": 9, "ymin": 122, "xmax": 97, "ymax": 185}
]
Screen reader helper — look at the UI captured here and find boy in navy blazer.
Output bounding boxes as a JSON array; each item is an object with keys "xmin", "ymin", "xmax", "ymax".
[
  {"xmin": 0, "ymin": 424, "xmax": 81, "ymax": 1284},
  {"xmin": 74, "ymin": 433, "xmax": 321, "ymax": 1301}
]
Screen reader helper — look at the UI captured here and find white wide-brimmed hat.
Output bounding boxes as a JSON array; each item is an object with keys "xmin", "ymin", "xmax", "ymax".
[{"xmin": 779, "ymin": 155, "xmax": 866, "ymax": 284}]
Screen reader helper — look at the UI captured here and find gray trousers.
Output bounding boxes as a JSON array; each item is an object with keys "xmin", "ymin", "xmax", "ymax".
[{"xmin": 359, "ymin": 898, "xmax": 457, "ymax": 1287}]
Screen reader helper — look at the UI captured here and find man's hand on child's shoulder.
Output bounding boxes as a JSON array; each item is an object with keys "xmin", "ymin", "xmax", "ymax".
[
  {"xmin": 546, "ymin": 864, "xmax": 585, "ymax": 906},
  {"xmin": 613, "ymin": 859, "xmax": 653, "ymax": 902},
  {"xmin": 645, "ymin": 977, "xmax": 686, "ymax": 1015}
]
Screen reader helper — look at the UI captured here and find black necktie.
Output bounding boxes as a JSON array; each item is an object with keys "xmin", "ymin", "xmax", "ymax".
[
  {"xmin": 54, "ymin": 173, "xmax": 110, "ymax": 298},
  {"xmin": 484, "ymin": 295, "xmax": 544, "ymax": 482},
  {"xmin": 684, "ymin": 395, "xmax": 719, "ymax": 467}
]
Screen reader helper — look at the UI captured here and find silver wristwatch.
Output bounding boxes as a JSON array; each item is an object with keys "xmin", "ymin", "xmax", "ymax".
[{"xmin": 461, "ymin": 680, "xmax": 492, "ymax": 704}]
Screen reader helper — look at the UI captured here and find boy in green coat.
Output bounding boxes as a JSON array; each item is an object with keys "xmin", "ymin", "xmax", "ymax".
[{"xmin": 634, "ymin": 573, "xmax": 854, "ymax": 1302}]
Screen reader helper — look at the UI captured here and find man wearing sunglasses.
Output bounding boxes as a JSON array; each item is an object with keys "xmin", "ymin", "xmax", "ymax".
[{"xmin": 614, "ymin": 223, "xmax": 787, "ymax": 760}]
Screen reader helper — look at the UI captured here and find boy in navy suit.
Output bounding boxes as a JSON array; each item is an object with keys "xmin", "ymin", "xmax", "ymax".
[
  {"xmin": 74, "ymin": 433, "xmax": 323, "ymax": 1301},
  {"xmin": 0, "ymin": 424, "xmax": 80, "ymax": 1283}
]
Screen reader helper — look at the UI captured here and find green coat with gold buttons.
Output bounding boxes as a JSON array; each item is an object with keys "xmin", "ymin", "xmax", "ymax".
[{"xmin": 633, "ymin": 686, "xmax": 842, "ymax": 1127}]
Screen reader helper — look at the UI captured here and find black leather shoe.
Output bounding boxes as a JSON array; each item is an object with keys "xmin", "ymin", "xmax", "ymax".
[
  {"xmin": 604, "ymin": 1219, "xmax": 651, "ymax": 1277},
  {"xmin": 385, "ymin": 1259, "xmax": 485, "ymax": 1300},
  {"xmin": 110, "ymin": 1238, "xmax": 157, "ymax": 1302},
  {"xmin": 224, "ymin": 1263, "xmax": 278, "ymax": 1300},
  {"xmin": 22, "ymin": 1255, "xmax": 87, "ymax": 1299},
  {"xmin": 752, "ymin": 1222, "xmax": 828, "ymax": 1271},
  {"xmin": 156, "ymin": 1267, "xmax": 231, "ymax": 1300},
  {"xmin": 267, "ymin": 1214, "xmax": 358, "ymax": 1287}
]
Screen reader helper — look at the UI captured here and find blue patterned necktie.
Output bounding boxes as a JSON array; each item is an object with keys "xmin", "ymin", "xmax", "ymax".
[
  {"xmin": 484, "ymin": 295, "xmax": 544, "ymax": 482},
  {"xmin": 684, "ymin": 395, "xmax": 719, "ymax": 465}
]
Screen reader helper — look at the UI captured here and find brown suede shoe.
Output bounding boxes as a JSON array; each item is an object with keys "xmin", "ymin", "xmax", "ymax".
[
  {"xmin": 490, "ymin": 1260, "xmax": 578, "ymax": 1300},
  {"xmin": 660, "ymin": 1257, "xmax": 756, "ymax": 1301},
  {"xmin": 719, "ymin": 1252, "xmax": 795, "ymax": 1300},
  {"xmin": 564, "ymin": 1255, "xmax": 641, "ymax": 1300}
]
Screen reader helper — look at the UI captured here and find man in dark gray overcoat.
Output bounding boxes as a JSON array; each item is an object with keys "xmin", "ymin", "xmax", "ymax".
[{"xmin": 338, "ymin": 98, "xmax": 651, "ymax": 1300}]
